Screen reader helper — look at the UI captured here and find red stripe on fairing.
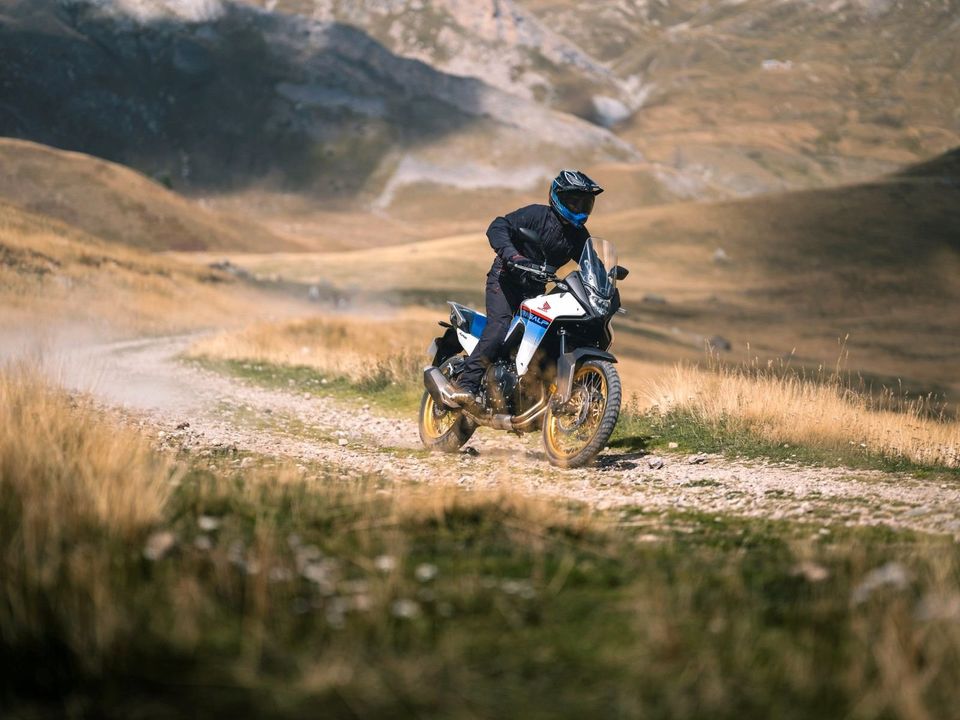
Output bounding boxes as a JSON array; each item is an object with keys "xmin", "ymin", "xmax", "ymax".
[{"xmin": 522, "ymin": 305, "xmax": 553, "ymax": 323}]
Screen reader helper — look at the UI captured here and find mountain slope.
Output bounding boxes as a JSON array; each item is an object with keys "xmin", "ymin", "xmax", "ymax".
[
  {"xmin": 0, "ymin": 0, "xmax": 634, "ymax": 211},
  {"xmin": 245, "ymin": 0, "xmax": 960, "ymax": 199},
  {"xmin": 525, "ymin": 0, "xmax": 960, "ymax": 193},
  {"xmin": 0, "ymin": 198, "xmax": 286, "ymax": 334},
  {"xmin": 0, "ymin": 138, "xmax": 295, "ymax": 251}
]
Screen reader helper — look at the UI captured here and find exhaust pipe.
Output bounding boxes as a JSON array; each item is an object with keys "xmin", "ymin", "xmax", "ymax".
[
  {"xmin": 423, "ymin": 366, "xmax": 551, "ymax": 430},
  {"xmin": 423, "ymin": 366, "xmax": 461, "ymax": 409}
]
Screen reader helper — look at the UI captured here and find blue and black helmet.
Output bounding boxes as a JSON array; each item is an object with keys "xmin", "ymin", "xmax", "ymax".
[{"xmin": 549, "ymin": 170, "xmax": 603, "ymax": 227}]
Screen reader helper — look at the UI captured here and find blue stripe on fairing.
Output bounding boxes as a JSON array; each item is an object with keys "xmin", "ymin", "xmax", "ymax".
[{"xmin": 468, "ymin": 312, "xmax": 487, "ymax": 337}]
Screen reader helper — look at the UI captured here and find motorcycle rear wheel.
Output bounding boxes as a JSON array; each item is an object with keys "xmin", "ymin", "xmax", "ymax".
[
  {"xmin": 542, "ymin": 360, "xmax": 621, "ymax": 468},
  {"xmin": 418, "ymin": 390, "xmax": 477, "ymax": 452}
]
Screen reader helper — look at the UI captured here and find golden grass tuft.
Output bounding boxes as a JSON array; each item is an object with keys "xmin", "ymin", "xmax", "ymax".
[
  {"xmin": 0, "ymin": 363, "xmax": 175, "ymax": 662},
  {"xmin": 187, "ymin": 311, "xmax": 435, "ymax": 386},
  {"xmin": 645, "ymin": 363, "xmax": 960, "ymax": 468}
]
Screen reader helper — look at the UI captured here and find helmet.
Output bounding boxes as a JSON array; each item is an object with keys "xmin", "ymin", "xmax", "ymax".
[{"xmin": 549, "ymin": 170, "xmax": 603, "ymax": 227}]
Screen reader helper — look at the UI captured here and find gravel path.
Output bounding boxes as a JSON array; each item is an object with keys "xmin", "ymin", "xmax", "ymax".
[{"xmin": 65, "ymin": 334, "xmax": 960, "ymax": 537}]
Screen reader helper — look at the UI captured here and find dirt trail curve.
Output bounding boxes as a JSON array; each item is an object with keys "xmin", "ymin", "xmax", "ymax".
[{"xmin": 63, "ymin": 334, "xmax": 960, "ymax": 537}]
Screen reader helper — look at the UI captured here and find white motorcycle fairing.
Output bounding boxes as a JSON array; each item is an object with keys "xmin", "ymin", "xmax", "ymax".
[{"xmin": 451, "ymin": 293, "xmax": 586, "ymax": 376}]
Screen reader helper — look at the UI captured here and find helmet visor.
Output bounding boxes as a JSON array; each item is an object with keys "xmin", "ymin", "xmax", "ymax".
[{"xmin": 559, "ymin": 192, "xmax": 595, "ymax": 217}]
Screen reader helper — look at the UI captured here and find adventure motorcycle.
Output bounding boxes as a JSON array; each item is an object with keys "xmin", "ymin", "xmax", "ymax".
[{"xmin": 419, "ymin": 233, "xmax": 628, "ymax": 468}]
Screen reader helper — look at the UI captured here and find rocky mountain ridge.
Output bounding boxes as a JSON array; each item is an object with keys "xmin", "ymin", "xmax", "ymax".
[{"xmin": 0, "ymin": 0, "xmax": 636, "ymax": 211}]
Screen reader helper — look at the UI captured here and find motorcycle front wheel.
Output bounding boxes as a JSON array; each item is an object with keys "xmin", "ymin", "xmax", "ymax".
[{"xmin": 542, "ymin": 360, "xmax": 621, "ymax": 468}]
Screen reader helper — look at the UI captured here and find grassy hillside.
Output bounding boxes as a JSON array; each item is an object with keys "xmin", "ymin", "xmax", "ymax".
[
  {"xmin": 0, "ymin": 139, "xmax": 296, "ymax": 252},
  {"xmin": 526, "ymin": 0, "xmax": 960, "ymax": 193},
  {"xmin": 205, "ymin": 149, "xmax": 960, "ymax": 403},
  {"xmin": 0, "ymin": 198, "xmax": 291, "ymax": 335}
]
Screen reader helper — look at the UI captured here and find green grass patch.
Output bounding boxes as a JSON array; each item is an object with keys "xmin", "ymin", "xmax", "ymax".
[
  {"xmin": 611, "ymin": 405, "xmax": 960, "ymax": 479},
  {"xmin": 190, "ymin": 356, "xmax": 422, "ymax": 416}
]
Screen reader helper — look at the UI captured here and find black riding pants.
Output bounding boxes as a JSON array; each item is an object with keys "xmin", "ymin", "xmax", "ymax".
[{"xmin": 459, "ymin": 271, "xmax": 536, "ymax": 392}]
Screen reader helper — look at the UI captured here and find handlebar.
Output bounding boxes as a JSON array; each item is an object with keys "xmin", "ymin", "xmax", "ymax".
[{"xmin": 505, "ymin": 260, "xmax": 557, "ymax": 284}]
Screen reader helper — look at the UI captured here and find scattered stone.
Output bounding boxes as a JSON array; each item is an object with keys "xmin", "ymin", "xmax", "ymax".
[
  {"xmin": 391, "ymin": 599, "xmax": 421, "ymax": 619},
  {"xmin": 143, "ymin": 531, "xmax": 176, "ymax": 561},
  {"xmin": 176, "ymin": 421, "xmax": 190, "ymax": 430},
  {"xmin": 708, "ymin": 335, "xmax": 732, "ymax": 352},
  {"xmin": 197, "ymin": 515, "xmax": 221, "ymax": 532},
  {"xmin": 792, "ymin": 561, "xmax": 830, "ymax": 583},
  {"xmin": 240, "ymin": 457, "xmax": 254, "ymax": 469},
  {"xmin": 338, "ymin": 438, "xmax": 349, "ymax": 447},
  {"xmin": 415, "ymin": 563, "xmax": 438, "ymax": 582},
  {"xmin": 712, "ymin": 247, "xmax": 731, "ymax": 264},
  {"xmin": 157, "ymin": 430, "xmax": 167, "ymax": 440},
  {"xmin": 461, "ymin": 446, "xmax": 480, "ymax": 457},
  {"xmin": 374, "ymin": 555, "xmax": 396, "ymax": 573},
  {"xmin": 647, "ymin": 456, "xmax": 665, "ymax": 470},
  {"xmin": 303, "ymin": 393, "xmax": 311, "ymax": 400},
  {"xmin": 193, "ymin": 535, "xmax": 213, "ymax": 552},
  {"xmin": 642, "ymin": 293, "xmax": 667, "ymax": 305},
  {"xmin": 852, "ymin": 562, "xmax": 911, "ymax": 604},
  {"xmin": 905, "ymin": 506, "xmax": 931, "ymax": 518},
  {"xmin": 687, "ymin": 453, "xmax": 709, "ymax": 465},
  {"xmin": 668, "ymin": 442, "xmax": 679, "ymax": 449},
  {"xmin": 761, "ymin": 58, "xmax": 793, "ymax": 71}
]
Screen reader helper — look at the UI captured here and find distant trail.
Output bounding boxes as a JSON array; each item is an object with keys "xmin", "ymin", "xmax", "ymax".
[{"xmin": 69, "ymin": 334, "xmax": 960, "ymax": 537}]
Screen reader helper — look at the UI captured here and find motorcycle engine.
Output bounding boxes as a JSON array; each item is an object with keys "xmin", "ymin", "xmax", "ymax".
[{"xmin": 484, "ymin": 361, "xmax": 520, "ymax": 414}]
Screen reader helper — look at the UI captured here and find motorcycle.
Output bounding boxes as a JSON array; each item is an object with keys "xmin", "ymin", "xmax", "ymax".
[{"xmin": 419, "ymin": 232, "xmax": 628, "ymax": 468}]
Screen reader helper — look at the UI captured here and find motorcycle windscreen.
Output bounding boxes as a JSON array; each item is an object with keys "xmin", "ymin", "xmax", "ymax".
[{"xmin": 579, "ymin": 237, "xmax": 618, "ymax": 298}]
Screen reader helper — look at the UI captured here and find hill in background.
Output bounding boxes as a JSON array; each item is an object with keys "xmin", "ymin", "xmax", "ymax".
[
  {"xmin": 0, "ymin": 139, "xmax": 293, "ymax": 252},
  {"xmin": 249, "ymin": 0, "xmax": 960, "ymax": 199},
  {"xmin": 0, "ymin": 0, "xmax": 637, "ymax": 222}
]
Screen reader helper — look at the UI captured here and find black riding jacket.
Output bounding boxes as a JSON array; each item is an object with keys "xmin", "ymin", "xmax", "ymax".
[{"xmin": 486, "ymin": 204, "xmax": 590, "ymax": 283}]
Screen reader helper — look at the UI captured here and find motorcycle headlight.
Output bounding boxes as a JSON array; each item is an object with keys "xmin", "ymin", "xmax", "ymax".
[{"xmin": 586, "ymin": 286, "xmax": 612, "ymax": 316}]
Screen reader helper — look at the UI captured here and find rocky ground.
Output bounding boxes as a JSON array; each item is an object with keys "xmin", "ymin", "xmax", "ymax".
[{"xmin": 66, "ymin": 333, "xmax": 960, "ymax": 537}]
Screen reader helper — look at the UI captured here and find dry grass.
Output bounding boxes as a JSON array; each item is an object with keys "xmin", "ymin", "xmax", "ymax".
[
  {"xmin": 0, "ymin": 363, "xmax": 174, "ymax": 663},
  {"xmin": 187, "ymin": 311, "xmax": 436, "ymax": 387},
  {"xmin": 644, "ymin": 363, "xmax": 960, "ymax": 468},
  {"xmin": 0, "ymin": 200, "xmax": 294, "ymax": 335},
  {"xmin": 3, "ymin": 362, "xmax": 960, "ymax": 717}
]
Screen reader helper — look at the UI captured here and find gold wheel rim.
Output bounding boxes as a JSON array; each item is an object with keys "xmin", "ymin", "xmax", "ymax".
[
  {"xmin": 422, "ymin": 393, "xmax": 458, "ymax": 439},
  {"xmin": 545, "ymin": 365, "xmax": 607, "ymax": 459}
]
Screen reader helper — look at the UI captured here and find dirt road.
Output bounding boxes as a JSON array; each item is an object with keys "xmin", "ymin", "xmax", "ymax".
[{"xmin": 64, "ymin": 334, "xmax": 960, "ymax": 537}]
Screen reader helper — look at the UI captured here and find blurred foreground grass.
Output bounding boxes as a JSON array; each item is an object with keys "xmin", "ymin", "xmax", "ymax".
[{"xmin": 3, "ymin": 365, "xmax": 960, "ymax": 718}]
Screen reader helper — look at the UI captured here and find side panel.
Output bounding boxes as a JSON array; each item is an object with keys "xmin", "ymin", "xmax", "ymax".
[
  {"xmin": 515, "ymin": 307, "xmax": 551, "ymax": 375},
  {"xmin": 457, "ymin": 328, "xmax": 479, "ymax": 354},
  {"xmin": 514, "ymin": 292, "xmax": 587, "ymax": 375},
  {"xmin": 449, "ymin": 302, "xmax": 486, "ymax": 355}
]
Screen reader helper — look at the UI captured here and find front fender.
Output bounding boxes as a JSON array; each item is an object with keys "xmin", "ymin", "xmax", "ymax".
[{"xmin": 554, "ymin": 348, "xmax": 617, "ymax": 404}]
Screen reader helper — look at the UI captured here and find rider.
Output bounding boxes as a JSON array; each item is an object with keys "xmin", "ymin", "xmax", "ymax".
[{"xmin": 449, "ymin": 169, "xmax": 604, "ymax": 408}]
